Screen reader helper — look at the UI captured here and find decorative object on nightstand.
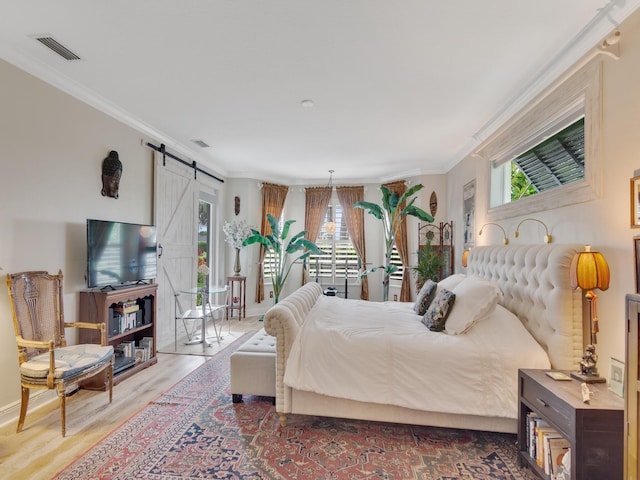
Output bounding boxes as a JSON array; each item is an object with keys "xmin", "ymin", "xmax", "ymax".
[{"xmin": 569, "ymin": 245, "xmax": 610, "ymax": 383}]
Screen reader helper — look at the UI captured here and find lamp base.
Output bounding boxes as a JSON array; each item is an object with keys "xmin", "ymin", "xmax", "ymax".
[{"xmin": 570, "ymin": 371, "xmax": 606, "ymax": 383}]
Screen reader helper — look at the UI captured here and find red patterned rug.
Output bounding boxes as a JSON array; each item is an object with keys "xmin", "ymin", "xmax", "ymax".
[{"xmin": 54, "ymin": 332, "xmax": 536, "ymax": 479}]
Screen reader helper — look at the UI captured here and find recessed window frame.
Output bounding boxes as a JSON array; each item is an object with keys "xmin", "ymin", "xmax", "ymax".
[{"xmin": 481, "ymin": 59, "xmax": 602, "ymax": 221}]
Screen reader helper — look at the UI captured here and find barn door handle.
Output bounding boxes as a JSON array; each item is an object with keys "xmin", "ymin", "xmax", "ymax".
[{"xmin": 158, "ymin": 243, "xmax": 163, "ymax": 258}]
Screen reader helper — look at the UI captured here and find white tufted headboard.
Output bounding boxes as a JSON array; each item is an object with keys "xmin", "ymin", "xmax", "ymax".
[{"xmin": 466, "ymin": 244, "xmax": 583, "ymax": 370}]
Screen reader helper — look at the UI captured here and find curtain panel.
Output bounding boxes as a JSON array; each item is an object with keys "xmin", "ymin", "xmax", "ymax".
[
  {"xmin": 336, "ymin": 186, "xmax": 369, "ymax": 300},
  {"xmin": 302, "ymin": 186, "xmax": 332, "ymax": 285},
  {"xmin": 255, "ymin": 183, "xmax": 289, "ymax": 303},
  {"xmin": 382, "ymin": 180, "xmax": 411, "ymax": 302}
]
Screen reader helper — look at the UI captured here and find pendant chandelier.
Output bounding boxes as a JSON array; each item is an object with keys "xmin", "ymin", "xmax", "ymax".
[{"xmin": 325, "ymin": 170, "xmax": 336, "ymax": 235}]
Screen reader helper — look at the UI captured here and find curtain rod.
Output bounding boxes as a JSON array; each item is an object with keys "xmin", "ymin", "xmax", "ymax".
[{"xmin": 146, "ymin": 142, "xmax": 224, "ymax": 183}]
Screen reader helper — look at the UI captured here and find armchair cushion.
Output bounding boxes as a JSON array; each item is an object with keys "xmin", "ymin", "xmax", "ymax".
[{"xmin": 20, "ymin": 344, "xmax": 114, "ymax": 381}]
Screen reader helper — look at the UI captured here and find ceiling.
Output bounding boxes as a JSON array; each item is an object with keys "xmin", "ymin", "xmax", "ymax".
[{"xmin": 1, "ymin": 1, "xmax": 638, "ymax": 185}]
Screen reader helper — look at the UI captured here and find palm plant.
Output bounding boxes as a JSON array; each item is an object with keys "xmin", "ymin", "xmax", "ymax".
[
  {"xmin": 243, "ymin": 213, "xmax": 322, "ymax": 303},
  {"xmin": 411, "ymin": 239, "xmax": 445, "ymax": 290},
  {"xmin": 354, "ymin": 184, "xmax": 434, "ymax": 301}
]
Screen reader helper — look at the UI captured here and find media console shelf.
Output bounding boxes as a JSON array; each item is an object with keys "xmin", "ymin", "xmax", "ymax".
[{"xmin": 79, "ymin": 283, "xmax": 158, "ymax": 387}]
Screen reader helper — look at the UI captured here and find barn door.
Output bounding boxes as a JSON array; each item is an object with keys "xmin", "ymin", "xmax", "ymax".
[{"xmin": 153, "ymin": 151, "xmax": 219, "ymax": 350}]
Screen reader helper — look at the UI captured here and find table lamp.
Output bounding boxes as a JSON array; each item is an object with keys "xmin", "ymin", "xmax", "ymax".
[{"xmin": 569, "ymin": 245, "xmax": 610, "ymax": 383}]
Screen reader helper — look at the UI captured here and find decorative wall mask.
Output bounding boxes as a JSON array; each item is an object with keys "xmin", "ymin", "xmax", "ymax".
[
  {"xmin": 234, "ymin": 196, "xmax": 240, "ymax": 216},
  {"xmin": 101, "ymin": 150, "xmax": 122, "ymax": 199},
  {"xmin": 430, "ymin": 191, "xmax": 438, "ymax": 217}
]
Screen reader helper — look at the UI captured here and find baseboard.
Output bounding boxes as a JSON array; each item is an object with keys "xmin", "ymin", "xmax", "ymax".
[{"xmin": 0, "ymin": 389, "xmax": 57, "ymax": 430}]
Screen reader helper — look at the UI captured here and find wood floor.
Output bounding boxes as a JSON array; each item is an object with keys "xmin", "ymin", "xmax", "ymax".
[{"xmin": 0, "ymin": 316, "xmax": 262, "ymax": 480}]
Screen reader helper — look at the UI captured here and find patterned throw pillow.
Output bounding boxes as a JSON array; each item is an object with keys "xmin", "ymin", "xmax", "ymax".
[
  {"xmin": 413, "ymin": 279, "xmax": 437, "ymax": 315},
  {"xmin": 421, "ymin": 288, "xmax": 456, "ymax": 332}
]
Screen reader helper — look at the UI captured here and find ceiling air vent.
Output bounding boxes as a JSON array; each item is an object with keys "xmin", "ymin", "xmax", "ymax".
[
  {"xmin": 35, "ymin": 36, "xmax": 81, "ymax": 60},
  {"xmin": 191, "ymin": 139, "xmax": 210, "ymax": 148}
]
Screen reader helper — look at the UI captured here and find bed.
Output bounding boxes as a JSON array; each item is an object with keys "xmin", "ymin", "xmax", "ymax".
[{"xmin": 263, "ymin": 244, "xmax": 583, "ymax": 433}]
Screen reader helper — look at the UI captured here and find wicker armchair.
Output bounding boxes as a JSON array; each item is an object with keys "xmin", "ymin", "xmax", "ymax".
[{"xmin": 6, "ymin": 270, "xmax": 114, "ymax": 436}]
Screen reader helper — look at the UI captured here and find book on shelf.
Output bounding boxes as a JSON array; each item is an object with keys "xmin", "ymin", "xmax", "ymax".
[
  {"xmin": 113, "ymin": 300, "xmax": 139, "ymax": 315},
  {"xmin": 134, "ymin": 347, "xmax": 146, "ymax": 363},
  {"xmin": 536, "ymin": 426, "xmax": 558, "ymax": 467},
  {"xmin": 547, "ymin": 436, "xmax": 571, "ymax": 475},
  {"xmin": 524, "ymin": 414, "xmax": 570, "ymax": 476},
  {"xmin": 139, "ymin": 336, "xmax": 154, "ymax": 354},
  {"xmin": 542, "ymin": 431, "xmax": 563, "ymax": 475}
]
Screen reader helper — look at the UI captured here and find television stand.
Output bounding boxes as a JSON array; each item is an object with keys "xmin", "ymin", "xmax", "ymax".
[{"xmin": 79, "ymin": 283, "xmax": 157, "ymax": 388}]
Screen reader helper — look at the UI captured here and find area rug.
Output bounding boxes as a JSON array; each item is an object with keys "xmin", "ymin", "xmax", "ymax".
[{"xmin": 54, "ymin": 333, "xmax": 536, "ymax": 480}]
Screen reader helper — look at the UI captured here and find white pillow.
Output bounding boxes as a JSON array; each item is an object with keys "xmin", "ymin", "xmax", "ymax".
[
  {"xmin": 435, "ymin": 273, "xmax": 466, "ymax": 295},
  {"xmin": 444, "ymin": 275, "xmax": 503, "ymax": 335}
]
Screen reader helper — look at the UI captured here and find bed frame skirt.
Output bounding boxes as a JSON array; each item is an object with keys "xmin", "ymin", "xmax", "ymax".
[{"xmin": 264, "ymin": 244, "xmax": 583, "ymax": 433}]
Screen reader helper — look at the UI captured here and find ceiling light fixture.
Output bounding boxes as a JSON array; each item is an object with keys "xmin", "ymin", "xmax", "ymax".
[
  {"xmin": 300, "ymin": 99, "xmax": 315, "ymax": 108},
  {"xmin": 325, "ymin": 170, "xmax": 336, "ymax": 235}
]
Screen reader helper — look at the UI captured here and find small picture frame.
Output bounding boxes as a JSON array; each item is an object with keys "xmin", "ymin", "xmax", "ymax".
[
  {"xmin": 631, "ymin": 176, "xmax": 640, "ymax": 227},
  {"xmin": 609, "ymin": 357, "xmax": 625, "ymax": 398}
]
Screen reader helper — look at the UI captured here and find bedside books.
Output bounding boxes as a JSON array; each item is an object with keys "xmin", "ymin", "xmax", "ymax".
[{"xmin": 526, "ymin": 412, "xmax": 571, "ymax": 476}]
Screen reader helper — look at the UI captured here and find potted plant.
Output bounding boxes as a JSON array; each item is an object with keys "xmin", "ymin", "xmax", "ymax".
[
  {"xmin": 354, "ymin": 184, "xmax": 434, "ymax": 301},
  {"xmin": 243, "ymin": 214, "xmax": 322, "ymax": 303},
  {"xmin": 411, "ymin": 238, "xmax": 445, "ymax": 291}
]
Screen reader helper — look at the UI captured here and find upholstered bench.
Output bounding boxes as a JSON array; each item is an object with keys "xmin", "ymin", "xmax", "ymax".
[{"xmin": 230, "ymin": 328, "xmax": 276, "ymax": 403}]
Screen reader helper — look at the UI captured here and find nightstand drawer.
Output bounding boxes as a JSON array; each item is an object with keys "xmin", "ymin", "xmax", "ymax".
[{"xmin": 521, "ymin": 374, "xmax": 571, "ymax": 436}]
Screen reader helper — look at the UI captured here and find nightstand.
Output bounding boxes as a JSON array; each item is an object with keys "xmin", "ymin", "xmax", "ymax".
[{"xmin": 518, "ymin": 369, "xmax": 623, "ymax": 480}]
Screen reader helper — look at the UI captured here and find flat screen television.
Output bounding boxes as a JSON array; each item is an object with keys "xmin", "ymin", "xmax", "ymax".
[{"xmin": 86, "ymin": 219, "xmax": 157, "ymax": 289}]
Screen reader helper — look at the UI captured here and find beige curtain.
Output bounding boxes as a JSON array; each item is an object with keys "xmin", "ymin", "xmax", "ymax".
[
  {"xmin": 383, "ymin": 180, "xmax": 411, "ymax": 302},
  {"xmin": 255, "ymin": 183, "xmax": 289, "ymax": 303},
  {"xmin": 336, "ymin": 186, "xmax": 369, "ymax": 300},
  {"xmin": 302, "ymin": 186, "xmax": 332, "ymax": 285}
]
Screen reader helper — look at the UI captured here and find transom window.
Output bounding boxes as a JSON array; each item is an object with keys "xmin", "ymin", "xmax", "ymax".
[{"xmin": 508, "ymin": 117, "xmax": 585, "ymax": 202}]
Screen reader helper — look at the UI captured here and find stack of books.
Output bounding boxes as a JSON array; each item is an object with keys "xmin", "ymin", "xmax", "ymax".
[
  {"xmin": 113, "ymin": 300, "xmax": 139, "ymax": 333},
  {"xmin": 525, "ymin": 412, "xmax": 571, "ymax": 477}
]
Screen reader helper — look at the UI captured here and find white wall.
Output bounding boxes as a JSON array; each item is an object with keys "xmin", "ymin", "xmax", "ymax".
[
  {"xmin": 0, "ymin": 58, "xmax": 158, "ymax": 412},
  {"xmin": 447, "ymin": 8, "xmax": 640, "ymax": 375}
]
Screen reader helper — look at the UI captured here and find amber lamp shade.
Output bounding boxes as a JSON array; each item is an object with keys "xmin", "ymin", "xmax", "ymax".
[
  {"xmin": 570, "ymin": 246, "xmax": 610, "ymax": 292},
  {"xmin": 461, "ymin": 249, "xmax": 470, "ymax": 268}
]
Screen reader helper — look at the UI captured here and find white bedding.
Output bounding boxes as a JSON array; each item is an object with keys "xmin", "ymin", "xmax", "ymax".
[{"xmin": 283, "ymin": 295, "xmax": 550, "ymax": 419}]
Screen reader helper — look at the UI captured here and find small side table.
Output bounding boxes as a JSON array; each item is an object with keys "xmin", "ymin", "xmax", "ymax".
[{"xmin": 226, "ymin": 276, "xmax": 246, "ymax": 320}]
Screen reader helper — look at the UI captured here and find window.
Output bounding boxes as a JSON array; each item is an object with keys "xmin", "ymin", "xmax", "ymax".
[
  {"xmin": 483, "ymin": 60, "xmax": 602, "ymax": 220},
  {"xmin": 389, "ymin": 246, "xmax": 404, "ymax": 281},
  {"xmin": 308, "ymin": 205, "xmax": 359, "ymax": 284},
  {"xmin": 198, "ymin": 200, "xmax": 211, "ymax": 274},
  {"xmin": 262, "ymin": 216, "xmax": 283, "ymax": 280},
  {"xmin": 493, "ymin": 116, "xmax": 585, "ymax": 205}
]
